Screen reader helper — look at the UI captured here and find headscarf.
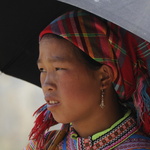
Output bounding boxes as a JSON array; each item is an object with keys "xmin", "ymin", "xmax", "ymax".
[{"xmin": 30, "ymin": 9, "xmax": 150, "ymax": 149}]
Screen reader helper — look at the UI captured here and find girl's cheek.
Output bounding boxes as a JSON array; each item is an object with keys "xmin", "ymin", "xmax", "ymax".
[
  {"xmin": 60, "ymin": 72, "xmax": 75, "ymax": 84},
  {"xmin": 40, "ymin": 73, "xmax": 46, "ymax": 86},
  {"xmin": 40, "ymin": 74, "xmax": 44, "ymax": 83}
]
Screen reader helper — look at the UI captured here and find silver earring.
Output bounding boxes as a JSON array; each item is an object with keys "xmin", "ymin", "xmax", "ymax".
[{"xmin": 100, "ymin": 89, "xmax": 105, "ymax": 108}]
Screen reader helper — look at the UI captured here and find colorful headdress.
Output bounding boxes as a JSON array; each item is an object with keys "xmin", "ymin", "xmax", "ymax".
[{"xmin": 30, "ymin": 9, "xmax": 150, "ymax": 148}]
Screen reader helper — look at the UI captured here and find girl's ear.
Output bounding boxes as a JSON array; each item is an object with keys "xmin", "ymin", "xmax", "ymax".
[{"xmin": 98, "ymin": 65, "xmax": 114, "ymax": 90}]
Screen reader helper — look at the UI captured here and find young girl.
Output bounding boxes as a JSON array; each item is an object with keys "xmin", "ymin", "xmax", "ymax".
[{"xmin": 25, "ymin": 9, "xmax": 150, "ymax": 149}]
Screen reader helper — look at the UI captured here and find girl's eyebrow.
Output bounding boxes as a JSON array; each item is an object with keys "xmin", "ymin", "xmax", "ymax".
[{"xmin": 37, "ymin": 56, "xmax": 69, "ymax": 64}]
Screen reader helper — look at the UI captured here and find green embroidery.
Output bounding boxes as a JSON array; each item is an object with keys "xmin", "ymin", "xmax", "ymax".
[{"xmin": 92, "ymin": 110, "xmax": 131, "ymax": 140}]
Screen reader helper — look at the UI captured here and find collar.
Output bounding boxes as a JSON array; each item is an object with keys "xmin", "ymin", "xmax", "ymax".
[{"xmin": 69, "ymin": 110, "xmax": 139, "ymax": 149}]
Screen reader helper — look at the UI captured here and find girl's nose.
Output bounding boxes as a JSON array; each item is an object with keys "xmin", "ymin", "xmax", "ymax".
[
  {"xmin": 43, "ymin": 82, "xmax": 56, "ymax": 92},
  {"xmin": 41, "ymin": 73, "xmax": 56, "ymax": 92}
]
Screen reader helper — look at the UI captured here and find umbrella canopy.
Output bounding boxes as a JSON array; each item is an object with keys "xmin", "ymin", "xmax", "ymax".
[
  {"xmin": 60, "ymin": 0, "xmax": 150, "ymax": 43},
  {"xmin": 1, "ymin": 0, "xmax": 150, "ymax": 86},
  {"xmin": 0, "ymin": 0, "xmax": 76, "ymax": 86}
]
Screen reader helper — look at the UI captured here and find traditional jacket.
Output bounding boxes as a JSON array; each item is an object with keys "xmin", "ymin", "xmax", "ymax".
[{"xmin": 24, "ymin": 110, "xmax": 150, "ymax": 150}]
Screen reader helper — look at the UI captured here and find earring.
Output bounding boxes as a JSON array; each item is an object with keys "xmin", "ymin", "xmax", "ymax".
[{"xmin": 100, "ymin": 89, "xmax": 105, "ymax": 108}]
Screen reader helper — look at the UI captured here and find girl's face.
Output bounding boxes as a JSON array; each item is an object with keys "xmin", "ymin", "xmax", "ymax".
[{"xmin": 38, "ymin": 37, "xmax": 101, "ymax": 124}]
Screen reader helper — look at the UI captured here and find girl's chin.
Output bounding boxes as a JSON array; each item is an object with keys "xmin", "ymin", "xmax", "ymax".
[{"xmin": 52, "ymin": 115, "xmax": 71, "ymax": 124}]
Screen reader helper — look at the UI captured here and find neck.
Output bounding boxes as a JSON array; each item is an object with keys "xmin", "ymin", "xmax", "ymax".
[{"xmin": 72, "ymin": 88, "xmax": 124, "ymax": 138}]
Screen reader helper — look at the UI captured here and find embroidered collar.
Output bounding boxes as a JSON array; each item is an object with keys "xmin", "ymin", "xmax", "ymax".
[{"xmin": 69, "ymin": 110, "xmax": 139, "ymax": 150}]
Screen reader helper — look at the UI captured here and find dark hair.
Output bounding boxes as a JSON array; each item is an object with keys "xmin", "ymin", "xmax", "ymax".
[{"xmin": 41, "ymin": 33, "xmax": 102, "ymax": 70}]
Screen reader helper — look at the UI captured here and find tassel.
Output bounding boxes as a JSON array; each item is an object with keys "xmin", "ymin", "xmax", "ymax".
[
  {"xmin": 29, "ymin": 103, "xmax": 58, "ymax": 149},
  {"xmin": 133, "ymin": 70, "xmax": 150, "ymax": 136},
  {"xmin": 143, "ymin": 112, "xmax": 150, "ymax": 136}
]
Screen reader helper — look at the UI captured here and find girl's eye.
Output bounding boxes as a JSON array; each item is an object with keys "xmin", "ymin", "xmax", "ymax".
[
  {"xmin": 39, "ymin": 68, "xmax": 46, "ymax": 72},
  {"xmin": 55, "ymin": 68, "xmax": 65, "ymax": 71}
]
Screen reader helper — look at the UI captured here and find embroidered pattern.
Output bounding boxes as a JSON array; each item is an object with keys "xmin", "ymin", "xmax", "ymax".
[
  {"xmin": 57, "ymin": 112, "xmax": 141, "ymax": 150},
  {"xmin": 115, "ymin": 135, "xmax": 150, "ymax": 149},
  {"xmin": 77, "ymin": 116, "xmax": 138, "ymax": 150}
]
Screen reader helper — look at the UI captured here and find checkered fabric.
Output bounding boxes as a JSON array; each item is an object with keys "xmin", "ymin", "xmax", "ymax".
[{"xmin": 39, "ymin": 9, "xmax": 150, "ymax": 133}]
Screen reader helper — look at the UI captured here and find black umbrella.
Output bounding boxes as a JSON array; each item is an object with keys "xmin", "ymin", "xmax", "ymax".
[
  {"xmin": 1, "ymin": 0, "xmax": 150, "ymax": 86},
  {"xmin": 0, "ymin": 0, "xmax": 76, "ymax": 86}
]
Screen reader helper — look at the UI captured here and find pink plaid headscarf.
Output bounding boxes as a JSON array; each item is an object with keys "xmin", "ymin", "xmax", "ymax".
[{"xmin": 30, "ymin": 9, "xmax": 150, "ymax": 148}]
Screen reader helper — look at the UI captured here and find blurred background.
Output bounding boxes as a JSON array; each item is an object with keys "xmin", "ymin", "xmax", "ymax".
[{"xmin": 0, "ymin": 73, "xmax": 50, "ymax": 150}]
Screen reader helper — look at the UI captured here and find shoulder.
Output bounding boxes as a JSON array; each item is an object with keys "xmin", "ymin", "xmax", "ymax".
[
  {"xmin": 115, "ymin": 132, "xmax": 150, "ymax": 150},
  {"xmin": 23, "ymin": 130, "xmax": 59, "ymax": 150}
]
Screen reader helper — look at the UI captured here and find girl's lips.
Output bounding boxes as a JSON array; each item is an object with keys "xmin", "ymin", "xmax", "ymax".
[
  {"xmin": 47, "ymin": 101, "xmax": 60, "ymax": 109},
  {"xmin": 44, "ymin": 96, "xmax": 60, "ymax": 106},
  {"xmin": 47, "ymin": 100, "xmax": 60, "ymax": 105}
]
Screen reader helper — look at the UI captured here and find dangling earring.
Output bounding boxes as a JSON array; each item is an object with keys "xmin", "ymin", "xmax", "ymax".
[{"xmin": 100, "ymin": 89, "xmax": 105, "ymax": 108}]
